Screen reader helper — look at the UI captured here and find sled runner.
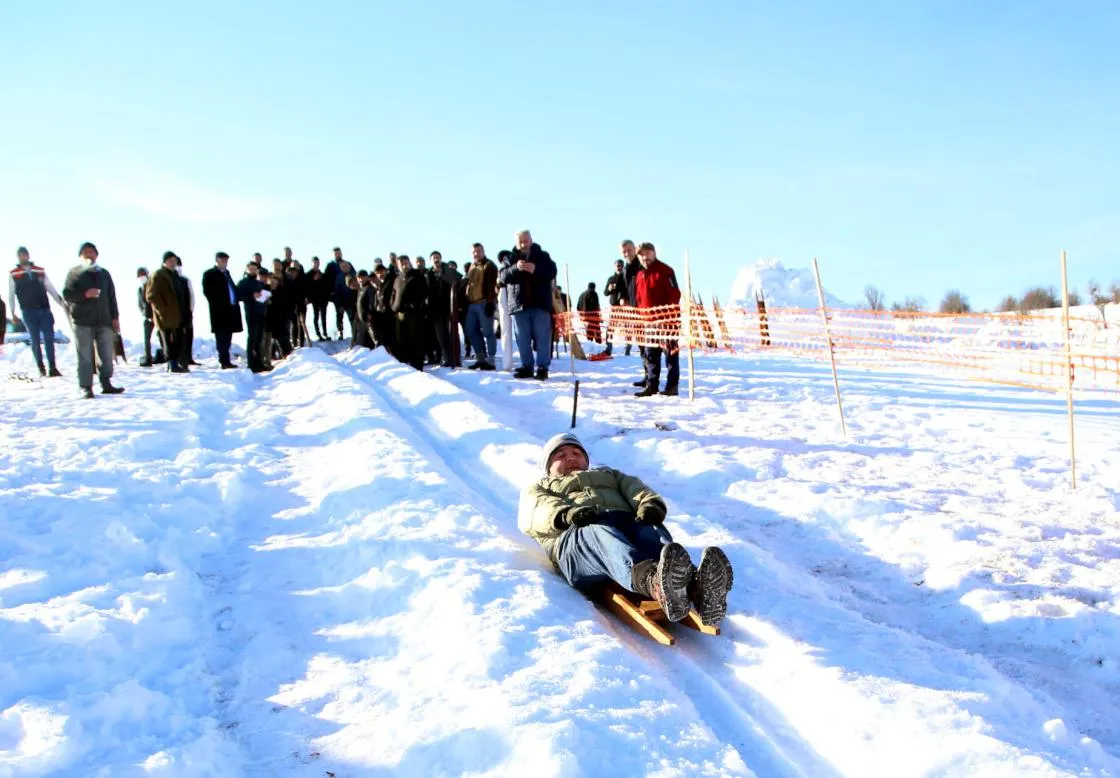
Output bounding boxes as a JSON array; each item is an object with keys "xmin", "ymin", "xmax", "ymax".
[{"xmin": 600, "ymin": 581, "xmax": 719, "ymax": 646}]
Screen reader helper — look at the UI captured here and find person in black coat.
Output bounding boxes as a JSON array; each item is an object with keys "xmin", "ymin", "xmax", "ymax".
[
  {"xmin": 286, "ymin": 262, "xmax": 309, "ymax": 348},
  {"xmin": 266, "ymin": 272, "xmax": 293, "ymax": 359},
  {"xmin": 426, "ymin": 251, "xmax": 455, "ymax": 367},
  {"xmin": 307, "ymin": 257, "xmax": 329, "ymax": 340},
  {"xmin": 236, "ymin": 263, "xmax": 270, "ymax": 373},
  {"xmin": 201, "ymin": 252, "xmax": 244, "ymax": 369},
  {"xmin": 62, "ymin": 242, "xmax": 124, "ymax": 398},
  {"xmin": 497, "ymin": 230, "xmax": 558, "ymax": 380},
  {"xmin": 136, "ymin": 267, "xmax": 157, "ymax": 366},
  {"xmin": 352, "ymin": 271, "xmax": 377, "ymax": 349},
  {"xmin": 620, "ymin": 240, "xmax": 641, "ymax": 362},
  {"xmin": 390, "ymin": 256, "xmax": 427, "ymax": 371},
  {"xmin": 576, "ymin": 282, "xmax": 602, "ymax": 344},
  {"xmin": 372, "ymin": 265, "xmax": 396, "ymax": 356}
]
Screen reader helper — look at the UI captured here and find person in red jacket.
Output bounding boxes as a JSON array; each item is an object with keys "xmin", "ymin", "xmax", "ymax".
[{"xmin": 633, "ymin": 242, "xmax": 681, "ymax": 397}]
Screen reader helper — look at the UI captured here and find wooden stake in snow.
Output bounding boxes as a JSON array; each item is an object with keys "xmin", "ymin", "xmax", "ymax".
[
  {"xmin": 683, "ymin": 250, "xmax": 697, "ymax": 403},
  {"xmin": 564, "ymin": 264, "xmax": 577, "ymax": 378},
  {"xmin": 570, "ymin": 379, "xmax": 580, "ymax": 429},
  {"xmin": 1061, "ymin": 249, "xmax": 1078, "ymax": 489},
  {"xmin": 812, "ymin": 257, "xmax": 848, "ymax": 437}
]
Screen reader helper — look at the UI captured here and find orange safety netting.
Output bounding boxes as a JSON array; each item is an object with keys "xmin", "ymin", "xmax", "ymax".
[{"xmin": 557, "ymin": 302, "xmax": 1120, "ymax": 392}]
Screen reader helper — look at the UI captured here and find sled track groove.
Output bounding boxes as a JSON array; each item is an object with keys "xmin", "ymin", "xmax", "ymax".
[{"xmin": 335, "ymin": 354, "xmax": 835, "ymax": 778}]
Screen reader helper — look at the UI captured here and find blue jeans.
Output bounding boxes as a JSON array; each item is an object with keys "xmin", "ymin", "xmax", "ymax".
[
  {"xmin": 23, "ymin": 307, "xmax": 56, "ymax": 370},
  {"xmin": 465, "ymin": 302, "xmax": 497, "ymax": 364},
  {"xmin": 512, "ymin": 308, "xmax": 552, "ymax": 371},
  {"xmin": 554, "ymin": 511, "xmax": 672, "ymax": 593}
]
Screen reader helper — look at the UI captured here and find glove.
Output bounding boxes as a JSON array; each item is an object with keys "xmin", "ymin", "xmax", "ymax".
[
  {"xmin": 567, "ymin": 505, "xmax": 600, "ymax": 528},
  {"xmin": 636, "ymin": 502, "xmax": 667, "ymax": 525},
  {"xmin": 485, "ymin": 301, "xmax": 495, "ymax": 317}
]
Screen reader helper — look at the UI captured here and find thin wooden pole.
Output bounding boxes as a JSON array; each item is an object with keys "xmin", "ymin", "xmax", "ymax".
[
  {"xmin": 1061, "ymin": 249, "xmax": 1077, "ymax": 489},
  {"xmin": 564, "ymin": 264, "xmax": 576, "ymax": 378},
  {"xmin": 499, "ymin": 286, "xmax": 513, "ymax": 371},
  {"xmin": 812, "ymin": 257, "xmax": 848, "ymax": 437},
  {"xmin": 682, "ymin": 250, "xmax": 696, "ymax": 402},
  {"xmin": 571, "ymin": 379, "xmax": 580, "ymax": 428}
]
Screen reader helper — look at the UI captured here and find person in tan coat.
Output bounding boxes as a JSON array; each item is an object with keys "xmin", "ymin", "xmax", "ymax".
[
  {"xmin": 519, "ymin": 433, "xmax": 733, "ymax": 627},
  {"xmin": 145, "ymin": 251, "xmax": 187, "ymax": 372}
]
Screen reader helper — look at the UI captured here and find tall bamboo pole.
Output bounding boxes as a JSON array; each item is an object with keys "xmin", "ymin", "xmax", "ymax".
[
  {"xmin": 565, "ymin": 264, "xmax": 576, "ymax": 378},
  {"xmin": 1061, "ymin": 249, "xmax": 1077, "ymax": 489},
  {"xmin": 812, "ymin": 257, "xmax": 848, "ymax": 437},
  {"xmin": 683, "ymin": 250, "xmax": 696, "ymax": 402}
]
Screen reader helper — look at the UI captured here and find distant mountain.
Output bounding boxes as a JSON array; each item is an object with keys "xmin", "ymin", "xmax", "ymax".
[{"xmin": 728, "ymin": 258, "xmax": 851, "ymax": 310}]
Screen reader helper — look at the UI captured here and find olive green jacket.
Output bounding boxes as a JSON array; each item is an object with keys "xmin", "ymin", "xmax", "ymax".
[{"xmin": 518, "ymin": 467, "xmax": 667, "ymax": 563}]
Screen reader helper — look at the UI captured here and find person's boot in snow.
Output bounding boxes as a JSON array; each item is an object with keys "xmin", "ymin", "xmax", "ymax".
[
  {"xmin": 690, "ymin": 546, "xmax": 733, "ymax": 628},
  {"xmin": 101, "ymin": 381, "xmax": 125, "ymax": 395},
  {"xmin": 632, "ymin": 542, "xmax": 695, "ymax": 622}
]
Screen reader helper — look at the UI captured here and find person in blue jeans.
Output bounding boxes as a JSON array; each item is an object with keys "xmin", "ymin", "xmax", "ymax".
[
  {"xmin": 518, "ymin": 433, "xmax": 734, "ymax": 628},
  {"xmin": 498, "ymin": 230, "xmax": 557, "ymax": 380},
  {"xmin": 8, "ymin": 246, "xmax": 64, "ymax": 377}
]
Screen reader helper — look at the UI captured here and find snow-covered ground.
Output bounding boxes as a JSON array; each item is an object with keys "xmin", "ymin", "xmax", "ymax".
[{"xmin": 1, "ymin": 334, "xmax": 1119, "ymax": 777}]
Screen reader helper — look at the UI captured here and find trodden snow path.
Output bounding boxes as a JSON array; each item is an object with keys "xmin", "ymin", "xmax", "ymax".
[
  {"xmin": 344, "ymin": 347, "xmax": 1120, "ymax": 777},
  {"xmin": 1, "ymin": 336, "xmax": 1118, "ymax": 777}
]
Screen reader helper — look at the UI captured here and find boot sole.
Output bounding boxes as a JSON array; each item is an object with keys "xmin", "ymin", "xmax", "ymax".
[
  {"xmin": 694, "ymin": 547, "xmax": 734, "ymax": 627},
  {"xmin": 658, "ymin": 543, "xmax": 695, "ymax": 622}
]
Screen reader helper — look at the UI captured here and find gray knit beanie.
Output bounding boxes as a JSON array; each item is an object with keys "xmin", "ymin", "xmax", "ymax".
[{"xmin": 542, "ymin": 433, "xmax": 588, "ymax": 474}]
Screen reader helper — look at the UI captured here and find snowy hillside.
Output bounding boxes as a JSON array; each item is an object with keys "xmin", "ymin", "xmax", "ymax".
[
  {"xmin": 1, "ymin": 336, "xmax": 1119, "ymax": 777},
  {"xmin": 728, "ymin": 258, "xmax": 852, "ymax": 310}
]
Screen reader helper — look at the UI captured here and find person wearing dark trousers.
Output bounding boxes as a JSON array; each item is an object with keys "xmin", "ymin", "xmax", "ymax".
[
  {"xmin": 603, "ymin": 257, "xmax": 630, "ymax": 357},
  {"xmin": 171, "ymin": 257, "xmax": 199, "ymax": 366},
  {"xmin": 286, "ymin": 262, "xmax": 309, "ymax": 348},
  {"xmin": 577, "ymin": 282, "xmax": 602, "ymax": 344},
  {"xmin": 146, "ymin": 252, "xmax": 188, "ymax": 372},
  {"xmin": 621, "ymin": 240, "xmax": 644, "ymax": 380},
  {"xmin": 8, "ymin": 246, "xmax": 64, "ymax": 377},
  {"xmin": 201, "ymin": 252, "xmax": 244, "ymax": 369},
  {"xmin": 308, "ymin": 257, "xmax": 329, "ymax": 340},
  {"xmin": 135, "ymin": 267, "xmax": 158, "ymax": 366},
  {"xmin": 390, "ymin": 256, "xmax": 428, "ymax": 371},
  {"xmin": 352, "ymin": 271, "xmax": 377, "ymax": 348},
  {"xmin": 426, "ymin": 251, "xmax": 455, "ymax": 367},
  {"xmin": 372, "ymin": 265, "xmax": 396, "ymax": 356},
  {"xmin": 236, "ymin": 263, "xmax": 270, "ymax": 373},
  {"xmin": 633, "ymin": 242, "xmax": 681, "ymax": 397},
  {"xmin": 62, "ymin": 242, "xmax": 124, "ymax": 398},
  {"xmin": 266, "ymin": 272, "xmax": 292, "ymax": 360}
]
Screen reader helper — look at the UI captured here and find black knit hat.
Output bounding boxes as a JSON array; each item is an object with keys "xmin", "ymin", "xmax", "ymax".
[
  {"xmin": 78, "ymin": 241, "xmax": 98, "ymax": 256},
  {"xmin": 17, "ymin": 246, "xmax": 29, "ymax": 257},
  {"xmin": 162, "ymin": 251, "xmax": 178, "ymax": 263},
  {"xmin": 215, "ymin": 251, "xmax": 229, "ymax": 260}
]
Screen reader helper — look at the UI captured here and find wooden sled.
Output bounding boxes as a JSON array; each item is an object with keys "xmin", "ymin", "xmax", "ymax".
[
  {"xmin": 600, "ymin": 581, "xmax": 719, "ymax": 646},
  {"xmin": 587, "ymin": 352, "xmax": 614, "ymax": 362}
]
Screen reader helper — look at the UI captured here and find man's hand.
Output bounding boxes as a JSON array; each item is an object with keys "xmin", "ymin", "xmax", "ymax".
[
  {"xmin": 84, "ymin": 288, "xmax": 101, "ymax": 299},
  {"xmin": 111, "ymin": 319, "xmax": 120, "ymax": 332},
  {"xmin": 567, "ymin": 505, "xmax": 599, "ymax": 527},
  {"xmin": 10, "ymin": 316, "xmax": 21, "ymax": 328},
  {"xmin": 517, "ymin": 260, "xmax": 536, "ymax": 273},
  {"xmin": 636, "ymin": 502, "xmax": 667, "ymax": 525}
]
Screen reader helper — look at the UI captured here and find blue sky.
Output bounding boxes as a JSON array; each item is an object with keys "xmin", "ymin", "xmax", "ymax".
[{"xmin": 3, "ymin": 0, "xmax": 1119, "ymax": 333}]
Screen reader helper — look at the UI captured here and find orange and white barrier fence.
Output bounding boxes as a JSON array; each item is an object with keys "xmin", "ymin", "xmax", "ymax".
[{"xmin": 559, "ymin": 303, "xmax": 1120, "ymax": 393}]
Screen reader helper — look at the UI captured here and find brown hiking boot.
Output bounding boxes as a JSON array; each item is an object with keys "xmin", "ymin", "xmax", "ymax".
[
  {"xmin": 691, "ymin": 547, "xmax": 734, "ymax": 628},
  {"xmin": 633, "ymin": 543, "xmax": 695, "ymax": 622}
]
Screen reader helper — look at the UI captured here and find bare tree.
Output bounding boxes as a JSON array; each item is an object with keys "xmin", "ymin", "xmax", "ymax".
[
  {"xmin": 1020, "ymin": 286, "xmax": 1061, "ymax": 311},
  {"xmin": 1089, "ymin": 279, "xmax": 1110, "ymax": 328},
  {"xmin": 939, "ymin": 290, "xmax": 972, "ymax": 314},
  {"xmin": 891, "ymin": 296, "xmax": 925, "ymax": 314},
  {"xmin": 996, "ymin": 295, "xmax": 1020, "ymax": 313},
  {"xmin": 864, "ymin": 285, "xmax": 885, "ymax": 312}
]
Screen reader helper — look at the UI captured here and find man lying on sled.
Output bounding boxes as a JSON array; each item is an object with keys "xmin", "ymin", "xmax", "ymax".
[{"xmin": 518, "ymin": 433, "xmax": 733, "ymax": 627}]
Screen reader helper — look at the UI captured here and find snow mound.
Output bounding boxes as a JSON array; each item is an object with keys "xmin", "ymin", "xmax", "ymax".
[{"xmin": 728, "ymin": 258, "xmax": 851, "ymax": 309}]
